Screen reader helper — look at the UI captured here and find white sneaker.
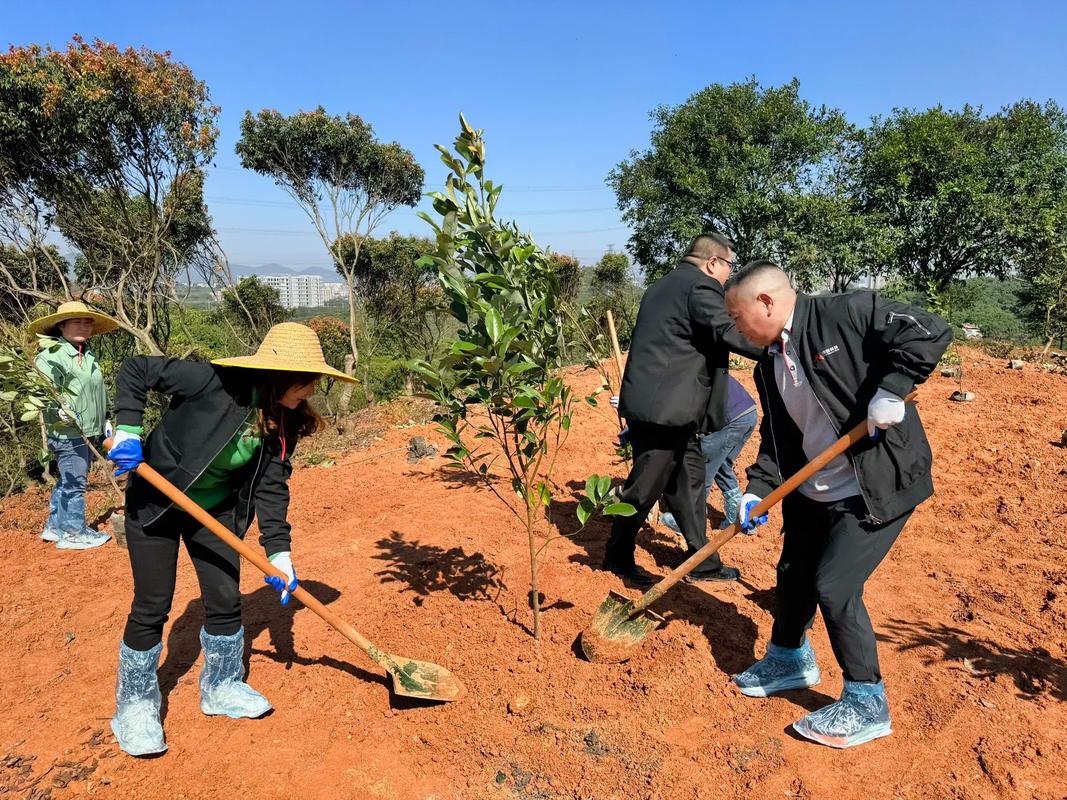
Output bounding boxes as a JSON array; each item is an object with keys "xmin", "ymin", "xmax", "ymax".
[
  {"xmin": 56, "ymin": 530, "xmax": 111, "ymax": 550},
  {"xmin": 40, "ymin": 528, "xmax": 61, "ymax": 543}
]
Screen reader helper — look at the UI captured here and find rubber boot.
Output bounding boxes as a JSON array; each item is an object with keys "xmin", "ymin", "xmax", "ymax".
[
  {"xmin": 111, "ymin": 641, "xmax": 167, "ymax": 756},
  {"xmin": 199, "ymin": 627, "xmax": 272, "ymax": 719}
]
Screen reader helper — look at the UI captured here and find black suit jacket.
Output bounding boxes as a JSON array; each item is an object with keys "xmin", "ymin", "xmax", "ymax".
[{"xmin": 619, "ymin": 261, "xmax": 762, "ymax": 430}]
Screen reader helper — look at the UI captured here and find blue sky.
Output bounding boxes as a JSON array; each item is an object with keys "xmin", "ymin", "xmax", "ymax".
[{"xmin": 5, "ymin": 0, "xmax": 1067, "ymax": 270}]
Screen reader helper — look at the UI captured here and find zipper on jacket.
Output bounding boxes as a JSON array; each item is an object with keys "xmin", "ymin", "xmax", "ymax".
[
  {"xmin": 779, "ymin": 338, "xmax": 883, "ymax": 526},
  {"xmin": 886, "ymin": 312, "xmax": 932, "ymax": 338},
  {"xmin": 801, "ymin": 355, "xmax": 883, "ymax": 525},
  {"xmin": 754, "ymin": 366, "xmax": 784, "ymax": 486}
]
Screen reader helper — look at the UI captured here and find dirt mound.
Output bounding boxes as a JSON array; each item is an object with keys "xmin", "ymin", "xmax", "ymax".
[{"xmin": 1, "ymin": 349, "xmax": 1065, "ymax": 799}]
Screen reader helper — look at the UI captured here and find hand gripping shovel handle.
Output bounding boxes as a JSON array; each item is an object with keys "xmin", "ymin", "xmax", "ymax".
[
  {"xmin": 107, "ymin": 443, "xmax": 400, "ymax": 674},
  {"xmin": 628, "ymin": 391, "xmax": 918, "ymax": 614}
]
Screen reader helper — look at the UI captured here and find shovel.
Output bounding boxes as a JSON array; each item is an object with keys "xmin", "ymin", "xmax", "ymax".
[
  {"xmin": 580, "ymin": 392, "xmax": 917, "ymax": 663},
  {"xmin": 107, "ymin": 442, "xmax": 465, "ymax": 702}
]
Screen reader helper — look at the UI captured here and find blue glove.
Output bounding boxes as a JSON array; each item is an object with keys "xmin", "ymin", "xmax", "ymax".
[
  {"xmin": 107, "ymin": 430, "xmax": 143, "ymax": 476},
  {"xmin": 617, "ymin": 426, "xmax": 630, "ymax": 448},
  {"xmin": 265, "ymin": 552, "xmax": 298, "ymax": 605},
  {"xmin": 738, "ymin": 493, "xmax": 768, "ymax": 535}
]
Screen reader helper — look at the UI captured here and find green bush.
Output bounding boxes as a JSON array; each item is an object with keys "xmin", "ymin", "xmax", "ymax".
[{"xmin": 363, "ymin": 355, "xmax": 409, "ymax": 403}]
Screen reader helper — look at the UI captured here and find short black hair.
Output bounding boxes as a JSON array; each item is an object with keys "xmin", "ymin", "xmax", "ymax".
[
  {"xmin": 724, "ymin": 259, "xmax": 784, "ymax": 293},
  {"xmin": 683, "ymin": 232, "xmax": 734, "ymax": 261}
]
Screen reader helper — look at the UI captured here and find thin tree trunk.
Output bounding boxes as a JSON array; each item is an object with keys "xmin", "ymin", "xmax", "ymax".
[
  {"xmin": 346, "ymin": 276, "xmax": 360, "ymax": 370},
  {"xmin": 338, "ymin": 354, "xmax": 356, "ymax": 411},
  {"xmin": 38, "ymin": 414, "xmax": 55, "ymax": 486},
  {"xmin": 527, "ymin": 504, "xmax": 541, "ymax": 641}
]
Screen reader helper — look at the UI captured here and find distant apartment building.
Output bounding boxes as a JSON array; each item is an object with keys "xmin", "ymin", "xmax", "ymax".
[
  {"xmin": 259, "ymin": 274, "xmax": 325, "ymax": 309},
  {"xmin": 322, "ymin": 282, "xmax": 347, "ymax": 303}
]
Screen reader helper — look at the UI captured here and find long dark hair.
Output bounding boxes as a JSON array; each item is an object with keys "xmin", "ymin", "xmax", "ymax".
[{"xmin": 251, "ymin": 371, "xmax": 325, "ymax": 447}]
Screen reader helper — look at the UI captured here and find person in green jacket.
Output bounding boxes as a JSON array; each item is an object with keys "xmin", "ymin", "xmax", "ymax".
[{"xmin": 29, "ymin": 301, "xmax": 120, "ymax": 550}]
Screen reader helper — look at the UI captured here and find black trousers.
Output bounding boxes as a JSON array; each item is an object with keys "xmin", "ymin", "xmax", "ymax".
[
  {"xmin": 605, "ymin": 422, "xmax": 722, "ymax": 574},
  {"xmin": 770, "ymin": 493, "xmax": 911, "ymax": 683},
  {"xmin": 123, "ymin": 498, "xmax": 244, "ymax": 651}
]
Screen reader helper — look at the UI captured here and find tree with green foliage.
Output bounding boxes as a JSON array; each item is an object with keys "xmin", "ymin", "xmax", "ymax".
[
  {"xmin": 0, "ymin": 37, "xmax": 220, "ymax": 354},
  {"xmin": 779, "ymin": 171, "xmax": 891, "ymax": 293},
  {"xmin": 236, "ymin": 108, "xmax": 424, "ymax": 390},
  {"xmin": 586, "ymin": 251, "xmax": 641, "ymax": 349},
  {"xmin": 856, "ymin": 101, "xmax": 1067, "ymax": 294},
  {"xmin": 548, "ymin": 254, "xmax": 581, "ymax": 305},
  {"xmin": 1019, "ymin": 201, "xmax": 1067, "ymax": 351},
  {"xmin": 304, "ymin": 316, "xmax": 352, "ymax": 414},
  {"xmin": 609, "ymin": 78, "xmax": 851, "ymax": 282},
  {"xmin": 0, "ymin": 244, "xmax": 66, "ymax": 323},
  {"xmin": 592, "ymin": 251, "xmax": 629, "ymax": 293},
  {"xmin": 219, "ymin": 276, "xmax": 290, "ymax": 347},
  {"xmin": 411, "ymin": 116, "xmax": 634, "ymax": 640},
  {"xmin": 341, "ymin": 231, "xmax": 448, "ymax": 391}
]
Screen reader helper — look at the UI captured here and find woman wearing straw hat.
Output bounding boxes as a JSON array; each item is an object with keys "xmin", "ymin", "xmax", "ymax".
[
  {"xmin": 104, "ymin": 322, "xmax": 356, "ymax": 757},
  {"xmin": 29, "ymin": 301, "xmax": 120, "ymax": 550}
]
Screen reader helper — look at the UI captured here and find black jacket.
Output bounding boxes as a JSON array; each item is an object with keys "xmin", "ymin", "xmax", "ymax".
[
  {"xmin": 619, "ymin": 261, "xmax": 762, "ymax": 430},
  {"xmin": 114, "ymin": 357, "xmax": 296, "ymax": 557},
  {"xmin": 746, "ymin": 291, "xmax": 952, "ymax": 523}
]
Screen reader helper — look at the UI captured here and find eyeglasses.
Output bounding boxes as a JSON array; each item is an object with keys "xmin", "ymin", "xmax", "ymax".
[{"xmin": 711, "ymin": 255, "xmax": 739, "ymax": 272}]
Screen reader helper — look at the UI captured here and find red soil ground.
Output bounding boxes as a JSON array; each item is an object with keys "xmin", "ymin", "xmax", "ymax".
[{"xmin": 1, "ymin": 348, "xmax": 1065, "ymax": 800}]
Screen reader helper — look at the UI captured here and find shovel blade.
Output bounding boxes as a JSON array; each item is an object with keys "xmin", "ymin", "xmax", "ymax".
[
  {"xmin": 580, "ymin": 591, "xmax": 664, "ymax": 663},
  {"xmin": 386, "ymin": 655, "xmax": 466, "ymax": 702}
]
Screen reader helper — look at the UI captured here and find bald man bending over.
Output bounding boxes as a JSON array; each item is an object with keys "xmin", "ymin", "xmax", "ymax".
[{"xmin": 724, "ymin": 261, "xmax": 951, "ymax": 748}]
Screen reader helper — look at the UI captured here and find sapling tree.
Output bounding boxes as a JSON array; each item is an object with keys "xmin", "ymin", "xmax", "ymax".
[{"xmin": 411, "ymin": 116, "xmax": 634, "ymax": 640}]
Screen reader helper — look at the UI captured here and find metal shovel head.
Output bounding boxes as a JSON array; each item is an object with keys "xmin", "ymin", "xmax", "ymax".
[
  {"xmin": 386, "ymin": 655, "xmax": 466, "ymax": 702},
  {"xmin": 580, "ymin": 591, "xmax": 665, "ymax": 664}
]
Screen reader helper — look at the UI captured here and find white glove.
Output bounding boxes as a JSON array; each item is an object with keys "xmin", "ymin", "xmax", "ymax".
[
  {"xmin": 266, "ymin": 551, "xmax": 297, "ymax": 605},
  {"xmin": 609, "ymin": 395, "xmax": 620, "ymax": 409},
  {"xmin": 738, "ymin": 493, "xmax": 767, "ymax": 535},
  {"xmin": 110, "ymin": 429, "xmax": 140, "ymax": 447},
  {"xmin": 867, "ymin": 388, "xmax": 906, "ymax": 438},
  {"xmin": 104, "ymin": 419, "xmax": 114, "ymax": 439},
  {"xmin": 57, "ymin": 406, "xmax": 77, "ymax": 424}
]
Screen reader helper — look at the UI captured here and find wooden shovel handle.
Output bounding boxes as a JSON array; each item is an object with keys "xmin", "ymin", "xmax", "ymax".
[
  {"xmin": 606, "ymin": 311, "xmax": 627, "ymax": 434},
  {"xmin": 630, "ymin": 391, "xmax": 918, "ymax": 613},
  {"xmin": 605, "ymin": 310, "xmax": 626, "ymax": 380},
  {"xmin": 105, "ymin": 441, "xmax": 393, "ymax": 669}
]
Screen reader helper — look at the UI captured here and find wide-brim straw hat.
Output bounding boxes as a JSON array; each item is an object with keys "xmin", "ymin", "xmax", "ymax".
[
  {"xmin": 27, "ymin": 301, "xmax": 120, "ymax": 337},
  {"xmin": 212, "ymin": 322, "xmax": 357, "ymax": 384}
]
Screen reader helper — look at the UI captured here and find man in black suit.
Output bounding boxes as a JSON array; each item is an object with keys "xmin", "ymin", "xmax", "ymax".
[{"xmin": 602, "ymin": 233, "xmax": 763, "ymax": 588}]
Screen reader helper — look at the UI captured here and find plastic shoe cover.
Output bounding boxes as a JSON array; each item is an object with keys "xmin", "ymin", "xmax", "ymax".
[
  {"xmin": 56, "ymin": 529, "xmax": 111, "ymax": 550},
  {"xmin": 111, "ymin": 642, "xmax": 167, "ymax": 756},
  {"xmin": 658, "ymin": 512, "xmax": 682, "ymax": 533},
  {"xmin": 720, "ymin": 488, "xmax": 743, "ymax": 528},
  {"xmin": 40, "ymin": 528, "xmax": 60, "ymax": 542},
  {"xmin": 734, "ymin": 638, "xmax": 821, "ymax": 697},
  {"xmin": 199, "ymin": 627, "xmax": 272, "ymax": 719},
  {"xmin": 793, "ymin": 680, "xmax": 893, "ymax": 748}
]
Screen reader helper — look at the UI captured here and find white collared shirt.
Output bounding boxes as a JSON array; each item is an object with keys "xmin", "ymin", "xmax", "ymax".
[{"xmin": 770, "ymin": 312, "xmax": 861, "ymax": 502}]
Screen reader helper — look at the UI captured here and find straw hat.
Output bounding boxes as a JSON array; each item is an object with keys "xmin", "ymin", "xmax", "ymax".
[
  {"xmin": 212, "ymin": 322, "xmax": 357, "ymax": 383},
  {"xmin": 27, "ymin": 301, "xmax": 120, "ymax": 337}
]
